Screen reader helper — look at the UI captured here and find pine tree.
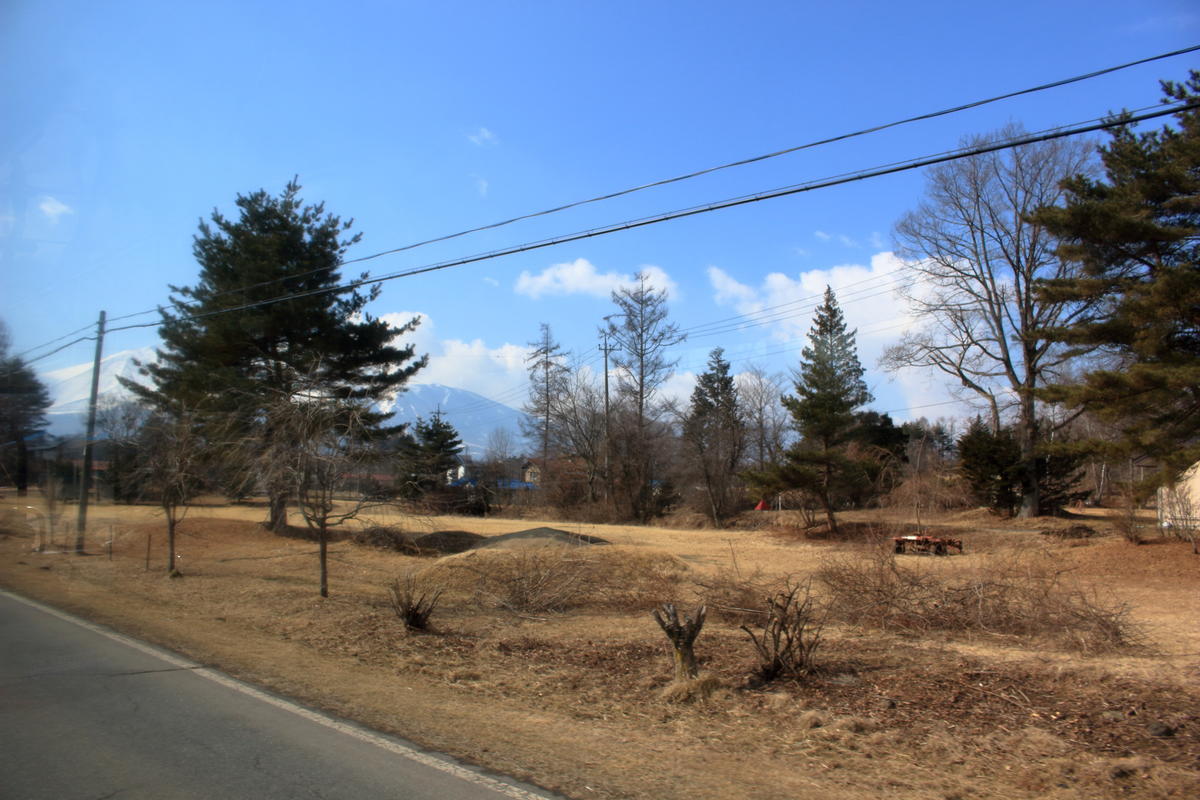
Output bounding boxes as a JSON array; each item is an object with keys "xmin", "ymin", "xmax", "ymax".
[
  {"xmin": 776, "ymin": 287, "xmax": 873, "ymax": 533},
  {"xmin": 957, "ymin": 417, "xmax": 1022, "ymax": 514},
  {"xmin": 0, "ymin": 323, "xmax": 52, "ymax": 496},
  {"xmin": 126, "ymin": 180, "xmax": 425, "ymax": 529},
  {"xmin": 1036, "ymin": 73, "xmax": 1200, "ymax": 486},
  {"xmin": 683, "ymin": 348, "xmax": 745, "ymax": 526},
  {"xmin": 397, "ymin": 411, "xmax": 464, "ymax": 497}
]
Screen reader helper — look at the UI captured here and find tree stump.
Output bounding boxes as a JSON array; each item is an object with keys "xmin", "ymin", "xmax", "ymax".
[{"xmin": 652, "ymin": 603, "xmax": 706, "ymax": 682}]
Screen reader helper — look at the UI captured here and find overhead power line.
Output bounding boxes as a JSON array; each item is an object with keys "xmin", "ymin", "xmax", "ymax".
[
  {"xmin": 48, "ymin": 42, "xmax": 1197, "ymax": 340},
  {"xmin": 103, "ymin": 99, "xmax": 1200, "ymax": 338}
]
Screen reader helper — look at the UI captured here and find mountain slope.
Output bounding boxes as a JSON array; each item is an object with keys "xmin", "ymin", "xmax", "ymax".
[{"xmin": 38, "ymin": 350, "xmax": 528, "ymax": 456}]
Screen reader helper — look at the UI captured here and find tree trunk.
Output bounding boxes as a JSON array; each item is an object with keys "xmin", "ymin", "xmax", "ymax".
[
  {"xmin": 268, "ymin": 491, "xmax": 289, "ymax": 532},
  {"xmin": 821, "ymin": 456, "xmax": 839, "ymax": 535},
  {"xmin": 1017, "ymin": 391, "xmax": 1040, "ymax": 518},
  {"xmin": 166, "ymin": 511, "xmax": 182, "ymax": 578},
  {"xmin": 319, "ymin": 523, "xmax": 328, "ymax": 598},
  {"xmin": 15, "ymin": 434, "xmax": 28, "ymax": 496}
]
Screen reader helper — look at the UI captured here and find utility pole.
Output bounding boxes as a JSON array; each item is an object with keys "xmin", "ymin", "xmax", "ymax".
[
  {"xmin": 75, "ymin": 310, "xmax": 106, "ymax": 553},
  {"xmin": 599, "ymin": 326, "xmax": 615, "ymax": 502}
]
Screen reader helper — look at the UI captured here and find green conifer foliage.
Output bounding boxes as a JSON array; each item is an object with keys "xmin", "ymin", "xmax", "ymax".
[
  {"xmin": 683, "ymin": 347, "xmax": 745, "ymax": 526},
  {"xmin": 775, "ymin": 287, "xmax": 874, "ymax": 533},
  {"xmin": 1036, "ymin": 73, "xmax": 1200, "ymax": 484},
  {"xmin": 126, "ymin": 180, "xmax": 426, "ymax": 529}
]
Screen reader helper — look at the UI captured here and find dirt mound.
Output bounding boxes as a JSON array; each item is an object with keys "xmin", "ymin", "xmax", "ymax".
[
  {"xmin": 414, "ymin": 530, "xmax": 486, "ymax": 554},
  {"xmin": 476, "ymin": 527, "xmax": 610, "ymax": 549}
]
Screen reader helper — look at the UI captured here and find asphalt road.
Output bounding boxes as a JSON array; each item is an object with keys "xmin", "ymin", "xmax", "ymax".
[{"xmin": 0, "ymin": 590, "xmax": 559, "ymax": 800}]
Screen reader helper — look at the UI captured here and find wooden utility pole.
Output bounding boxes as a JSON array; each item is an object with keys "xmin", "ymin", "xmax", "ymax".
[
  {"xmin": 599, "ymin": 328, "xmax": 615, "ymax": 501},
  {"xmin": 75, "ymin": 310, "xmax": 106, "ymax": 554}
]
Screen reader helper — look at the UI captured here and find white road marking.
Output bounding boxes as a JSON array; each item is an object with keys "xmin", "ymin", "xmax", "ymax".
[{"xmin": 2, "ymin": 589, "xmax": 553, "ymax": 800}]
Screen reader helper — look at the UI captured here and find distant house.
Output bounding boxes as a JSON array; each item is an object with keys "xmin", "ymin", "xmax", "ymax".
[
  {"xmin": 1158, "ymin": 461, "xmax": 1200, "ymax": 533},
  {"xmin": 521, "ymin": 460, "xmax": 542, "ymax": 486}
]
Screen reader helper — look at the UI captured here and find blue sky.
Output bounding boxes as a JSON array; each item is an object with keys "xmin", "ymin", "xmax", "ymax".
[{"xmin": 3, "ymin": 0, "xmax": 1197, "ymax": 429}]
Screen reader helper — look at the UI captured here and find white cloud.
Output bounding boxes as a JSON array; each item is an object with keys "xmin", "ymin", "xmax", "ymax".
[
  {"xmin": 39, "ymin": 196, "xmax": 73, "ymax": 221},
  {"xmin": 660, "ymin": 370, "xmax": 697, "ymax": 409},
  {"xmin": 378, "ymin": 311, "xmax": 529, "ymax": 404},
  {"xmin": 813, "ymin": 230, "xmax": 831, "ymax": 241},
  {"xmin": 514, "ymin": 258, "xmax": 678, "ymax": 300},
  {"xmin": 637, "ymin": 265, "xmax": 680, "ymax": 300},
  {"xmin": 869, "ymin": 231, "xmax": 886, "ymax": 250},
  {"xmin": 468, "ymin": 127, "xmax": 498, "ymax": 146},
  {"xmin": 482, "ymin": 276, "xmax": 499, "ymax": 287},
  {"xmin": 707, "ymin": 266, "xmax": 761, "ymax": 315},
  {"xmin": 838, "ymin": 234, "xmax": 858, "ymax": 248},
  {"xmin": 474, "ymin": 175, "xmax": 489, "ymax": 197}
]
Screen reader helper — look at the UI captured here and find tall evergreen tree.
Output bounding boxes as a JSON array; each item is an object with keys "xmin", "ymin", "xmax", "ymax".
[
  {"xmin": 521, "ymin": 323, "xmax": 569, "ymax": 468},
  {"xmin": 0, "ymin": 323, "xmax": 52, "ymax": 496},
  {"xmin": 1036, "ymin": 73, "xmax": 1200, "ymax": 486},
  {"xmin": 683, "ymin": 348, "xmax": 746, "ymax": 526},
  {"xmin": 126, "ymin": 180, "xmax": 425, "ymax": 530},
  {"xmin": 770, "ymin": 287, "xmax": 873, "ymax": 533}
]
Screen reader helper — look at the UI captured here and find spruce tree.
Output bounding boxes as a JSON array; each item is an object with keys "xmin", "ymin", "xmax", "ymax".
[
  {"xmin": 683, "ymin": 347, "xmax": 745, "ymax": 526},
  {"xmin": 1036, "ymin": 73, "xmax": 1200, "ymax": 485},
  {"xmin": 127, "ymin": 180, "xmax": 426, "ymax": 529},
  {"xmin": 776, "ymin": 287, "xmax": 873, "ymax": 533}
]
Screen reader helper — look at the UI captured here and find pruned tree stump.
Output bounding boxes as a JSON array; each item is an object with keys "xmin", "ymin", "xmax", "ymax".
[{"xmin": 652, "ymin": 603, "xmax": 706, "ymax": 682}]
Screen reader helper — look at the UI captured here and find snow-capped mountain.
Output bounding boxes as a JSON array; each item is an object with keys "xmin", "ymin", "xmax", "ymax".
[
  {"xmin": 38, "ymin": 350, "xmax": 529, "ymax": 457},
  {"xmin": 41, "ymin": 347, "xmax": 158, "ymax": 435},
  {"xmin": 384, "ymin": 383, "xmax": 530, "ymax": 459}
]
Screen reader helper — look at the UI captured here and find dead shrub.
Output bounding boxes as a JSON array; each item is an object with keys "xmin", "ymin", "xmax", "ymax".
[
  {"xmin": 1111, "ymin": 503, "xmax": 1146, "ymax": 545},
  {"xmin": 424, "ymin": 545, "xmax": 689, "ymax": 614},
  {"xmin": 886, "ymin": 471, "xmax": 971, "ymax": 515},
  {"xmin": 741, "ymin": 579, "xmax": 825, "ymax": 682},
  {"xmin": 457, "ymin": 545, "xmax": 597, "ymax": 614},
  {"xmin": 660, "ymin": 674, "xmax": 724, "ymax": 704},
  {"xmin": 388, "ymin": 570, "xmax": 443, "ymax": 630},
  {"xmin": 691, "ymin": 567, "xmax": 783, "ymax": 624},
  {"xmin": 815, "ymin": 549, "xmax": 1139, "ymax": 652}
]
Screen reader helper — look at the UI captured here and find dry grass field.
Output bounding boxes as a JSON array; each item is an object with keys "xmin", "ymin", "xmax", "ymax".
[{"xmin": 1, "ymin": 497, "xmax": 1197, "ymax": 799}]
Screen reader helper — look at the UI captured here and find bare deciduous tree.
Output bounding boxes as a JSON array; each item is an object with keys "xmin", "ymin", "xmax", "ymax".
[
  {"xmin": 260, "ymin": 387, "xmax": 379, "ymax": 597},
  {"xmin": 547, "ymin": 369, "xmax": 607, "ymax": 503},
  {"xmin": 139, "ymin": 409, "xmax": 206, "ymax": 577},
  {"xmin": 605, "ymin": 271, "xmax": 685, "ymax": 520},
  {"xmin": 95, "ymin": 397, "xmax": 151, "ymax": 504},
  {"xmin": 736, "ymin": 365, "xmax": 789, "ymax": 471},
  {"xmin": 883, "ymin": 125, "xmax": 1097, "ymax": 517}
]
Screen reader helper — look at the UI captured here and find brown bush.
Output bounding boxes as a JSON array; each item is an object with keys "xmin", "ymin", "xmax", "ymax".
[
  {"xmin": 425, "ymin": 545, "xmax": 690, "ymax": 615},
  {"xmin": 741, "ymin": 579, "xmax": 825, "ymax": 682},
  {"xmin": 388, "ymin": 570, "xmax": 443, "ymax": 630},
  {"xmin": 815, "ymin": 549, "xmax": 1139, "ymax": 652},
  {"xmin": 690, "ymin": 567, "xmax": 784, "ymax": 624}
]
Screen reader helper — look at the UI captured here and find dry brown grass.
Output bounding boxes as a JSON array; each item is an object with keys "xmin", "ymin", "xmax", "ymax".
[
  {"xmin": 1, "ymin": 498, "xmax": 1198, "ymax": 800},
  {"xmin": 816, "ymin": 546, "xmax": 1140, "ymax": 652}
]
